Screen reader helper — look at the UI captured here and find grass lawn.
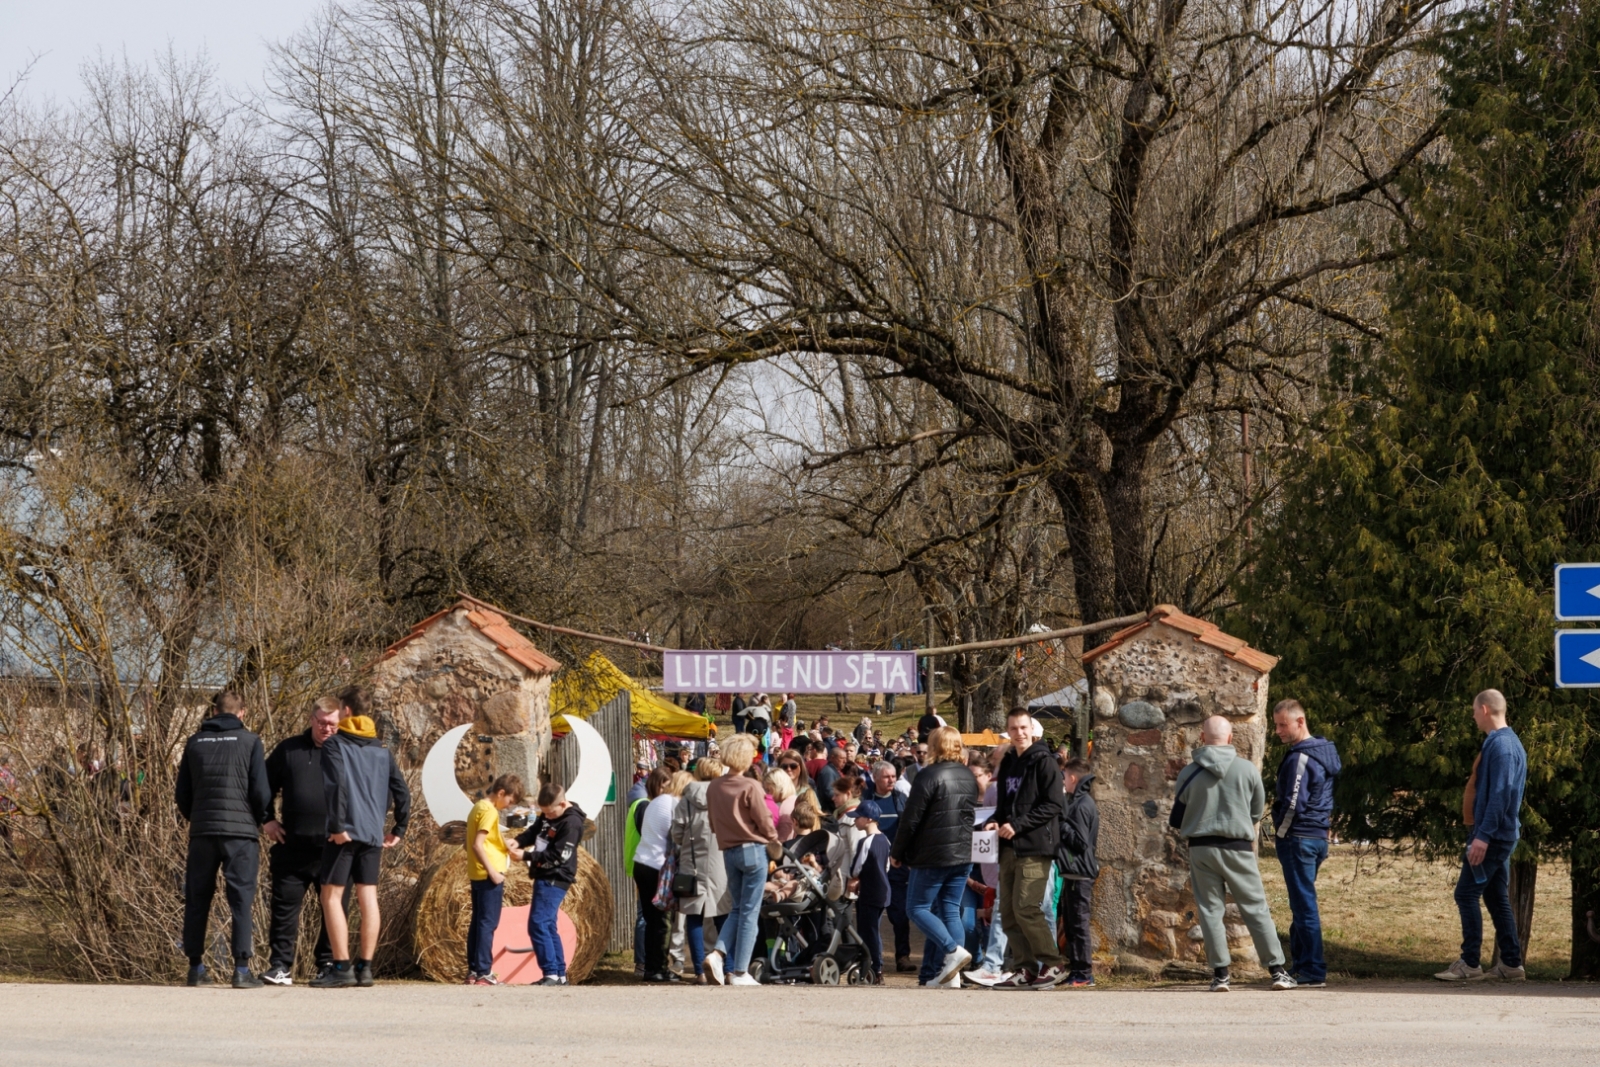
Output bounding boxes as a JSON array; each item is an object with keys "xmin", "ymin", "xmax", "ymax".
[{"xmin": 1259, "ymin": 844, "xmax": 1574, "ymax": 980}]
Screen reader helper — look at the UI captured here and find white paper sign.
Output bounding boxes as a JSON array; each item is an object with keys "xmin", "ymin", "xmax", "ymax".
[{"xmin": 971, "ymin": 829, "xmax": 999, "ymax": 863}]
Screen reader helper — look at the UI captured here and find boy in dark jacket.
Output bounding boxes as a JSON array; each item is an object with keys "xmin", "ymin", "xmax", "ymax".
[
  {"xmin": 1055, "ymin": 756, "xmax": 1099, "ymax": 987},
  {"xmin": 1270, "ymin": 699, "xmax": 1341, "ymax": 987},
  {"xmin": 312, "ymin": 688, "xmax": 410, "ymax": 988},
  {"xmin": 516, "ymin": 782, "xmax": 587, "ymax": 985},
  {"xmin": 175, "ymin": 690, "xmax": 272, "ymax": 988},
  {"xmin": 987, "ymin": 709, "xmax": 1066, "ymax": 989},
  {"xmin": 847, "ymin": 798, "xmax": 892, "ymax": 983}
]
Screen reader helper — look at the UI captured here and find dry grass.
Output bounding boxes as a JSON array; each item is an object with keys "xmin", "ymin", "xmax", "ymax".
[{"xmin": 1258, "ymin": 844, "xmax": 1573, "ymax": 980}]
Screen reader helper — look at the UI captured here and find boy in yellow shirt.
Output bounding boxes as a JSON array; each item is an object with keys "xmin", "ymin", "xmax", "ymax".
[{"xmin": 466, "ymin": 774, "xmax": 525, "ymax": 985}]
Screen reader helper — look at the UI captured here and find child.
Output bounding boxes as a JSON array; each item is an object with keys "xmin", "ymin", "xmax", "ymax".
[
  {"xmin": 311, "ymin": 688, "xmax": 410, "ymax": 988},
  {"xmin": 515, "ymin": 783, "xmax": 587, "ymax": 986},
  {"xmin": 1056, "ymin": 756, "xmax": 1100, "ymax": 987},
  {"xmin": 465, "ymin": 774, "xmax": 525, "ymax": 985},
  {"xmin": 847, "ymin": 799, "xmax": 891, "ymax": 984}
]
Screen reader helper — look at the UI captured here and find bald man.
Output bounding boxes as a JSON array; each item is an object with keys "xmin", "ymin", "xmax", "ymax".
[
  {"xmin": 1435, "ymin": 689, "xmax": 1527, "ymax": 982},
  {"xmin": 1171, "ymin": 716, "xmax": 1293, "ymax": 991}
]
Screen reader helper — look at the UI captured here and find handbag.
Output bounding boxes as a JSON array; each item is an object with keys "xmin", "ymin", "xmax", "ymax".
[
  {"xmin": 1168, "ymin": 764, "xmax": 1204, "ymax": 829},
  {"xmin": 653, "ymin": 849, "xmax": 679, "ymax": 911}
]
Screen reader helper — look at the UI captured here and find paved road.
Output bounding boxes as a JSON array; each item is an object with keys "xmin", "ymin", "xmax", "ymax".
[{"xmin": 4, "ymin": 980, "xmax": 1596, "ymax": 1066}]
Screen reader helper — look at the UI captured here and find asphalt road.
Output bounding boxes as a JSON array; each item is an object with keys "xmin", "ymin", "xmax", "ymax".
[{"xmin": 4, "ymin": 980, "xmax": 1597, "ymax": 1066}]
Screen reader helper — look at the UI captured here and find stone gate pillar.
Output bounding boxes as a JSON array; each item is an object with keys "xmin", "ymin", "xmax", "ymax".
[{"xmin": 1081, "ymin": 605, "xmax": 1277, "ymax": 977}]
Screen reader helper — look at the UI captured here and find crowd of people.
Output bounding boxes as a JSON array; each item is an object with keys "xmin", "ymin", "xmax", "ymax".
[{"xmin": 164, "ymin": 680, "xmax": 1534, "ymax": 992}]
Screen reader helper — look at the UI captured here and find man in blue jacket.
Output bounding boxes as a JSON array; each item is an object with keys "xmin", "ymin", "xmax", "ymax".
[
  {"xmin": 1270, "ymin": 699, "xmax": 1341, "ymax": 988},
  {"xmin": 1437, "ymin": 689, "xmax": 1527, "ymax": 981}
]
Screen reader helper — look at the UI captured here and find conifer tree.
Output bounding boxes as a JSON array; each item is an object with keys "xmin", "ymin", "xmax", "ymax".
[{"xmin": 1236, "ymin": 0, "xmax": 1600, "ymax": 974}]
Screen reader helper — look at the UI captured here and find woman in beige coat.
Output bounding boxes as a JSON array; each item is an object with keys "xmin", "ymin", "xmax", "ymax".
[{"xmin": 670, "ymin": 758, "xmax": 732, "ymax": 982}]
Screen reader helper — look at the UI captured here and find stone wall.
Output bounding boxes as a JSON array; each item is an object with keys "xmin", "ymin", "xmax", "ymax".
[
  {"xmin": 1085, "ymin": 622, "xmax": 1271, "ymax": 976},
  {"xmin": 369, "ymin": 608, "xmax": 553, "ymax": 808}
]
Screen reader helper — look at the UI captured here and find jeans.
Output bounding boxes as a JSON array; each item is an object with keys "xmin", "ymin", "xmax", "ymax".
[
  {"xmin": 182, "ymin": 835, "xmax": 259, "ymax": 965},
  {"xmin": 886, "ymin": 865, "xmax": 912, "ymax": 959},
  {"xmin": 685, "ymin": 913, "xmax": 724, "ymax": 976},
  {"xmin": 467, "ymin": 878, "xmax": 504, "ymax": 976},
  {"xmin": 632, "ymin": 863, "xmax": 668, "ymax": 976},
  {"xmin": 979, "ymin": 888, "xmax": 1008, "ymax": 972},
  {"xmin": 715, "ymin": 843, "xmax": 767, "ymax": 974},
  {"xmin": 1455, "ymin": 838, "xmax": 1521, "ymax": 968},
  {"xmin": 907, "ymin": 864, "xmax": 968, "ymax": 982},
  {"xmin": 1277, "ymin": 835, "xmax": 1329, "ymax": 981},
  {"xmin": 528, "ymin": 879, "xmax": 569, "ymax": 977}
]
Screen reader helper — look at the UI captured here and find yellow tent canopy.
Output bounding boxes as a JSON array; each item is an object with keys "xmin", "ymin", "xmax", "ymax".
[{"xmin": 551, "ymin": 651, "xmax": 715, "ymax": 740}]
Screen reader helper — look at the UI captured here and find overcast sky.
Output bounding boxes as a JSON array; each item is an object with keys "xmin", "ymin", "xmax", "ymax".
[{"xmin": 2, "ymin": 1, "xmax": 328, "ymax": 104}]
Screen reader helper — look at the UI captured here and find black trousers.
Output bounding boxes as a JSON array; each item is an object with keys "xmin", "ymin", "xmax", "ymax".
[
  {"xmin": 1056, "ymin": 875, "xmax": 1094, "ymax": 972},
  {"xmin": 632, "ymin": 863, "xmax": 669, "ymax": 976},
  {"xmin": 856, "ymin": 901, "xmax": 885, "ymax": 976},
  {"xmin": 887, "ymin": 865, "xmax": 911, "ymax": 958},
  {"xmin": 267, "ymin": 837, "xmax": 345, "ymax": 971},
  {"xmin": 183, "ymin": 835, "xmax": 259, "ymax": 965}
]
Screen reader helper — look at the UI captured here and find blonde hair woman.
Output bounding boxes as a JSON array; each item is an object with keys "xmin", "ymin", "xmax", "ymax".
[
  {"xmin": 702, "ymin": 734, "xmax": 779, "ymax": 985},
  {"xmin": 763, "ymin": 768, "xmax": 797, "ymax": 840},
  {"xmin": 891, "ymin": 725, "xmax": 978, "ymax": 987}
]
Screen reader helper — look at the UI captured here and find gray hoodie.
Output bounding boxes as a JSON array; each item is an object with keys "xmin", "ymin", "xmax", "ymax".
[{"xmin": 1174, "ymin": 745, "xmax": 1265, "ymax": 843}]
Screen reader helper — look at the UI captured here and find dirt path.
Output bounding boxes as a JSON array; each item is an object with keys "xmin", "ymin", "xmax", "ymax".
[{"xmin": 5, "ymin": 979, "xmax": 1596, "ymax": 1066}]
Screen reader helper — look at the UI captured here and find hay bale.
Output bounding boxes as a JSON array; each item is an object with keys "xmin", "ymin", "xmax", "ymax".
[{"xmin": 414, "ymin": 846, "xmax": 613, "ymax": 984}]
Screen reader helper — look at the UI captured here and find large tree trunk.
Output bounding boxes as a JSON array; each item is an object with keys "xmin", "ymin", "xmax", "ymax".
[
  {"xmin": 1570, "ymin": 840, "xmax": 1600, "ymax": 980},
  {"xmin": 1490, "ymin": 857, "xmax": 1537, "ymax": 969}
]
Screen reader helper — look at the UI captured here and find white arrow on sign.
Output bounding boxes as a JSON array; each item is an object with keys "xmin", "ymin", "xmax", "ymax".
[
  {"xmin": 1589, "ymin": 582, "xmax": 1600, "ymax": 600},
  {"xmin": 1584, "ymin": 647, "xmax": 1600, "ymax": 670}
]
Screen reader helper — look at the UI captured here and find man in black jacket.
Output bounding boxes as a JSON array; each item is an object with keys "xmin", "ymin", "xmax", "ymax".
[
  {"xmin": 259, "ymin": 696, "xmax": 345, "ymax": 985},
  {"xmin": 175, "ymin": 690, "xmax": 272, "ymax": 988},
  {"xmin": 1055, "ymin": 755, "xmax": 1099, "ymax": 987},
  {"xmin": 987, "ymin": 709, "xmax": 1066, "ymax": 989}
]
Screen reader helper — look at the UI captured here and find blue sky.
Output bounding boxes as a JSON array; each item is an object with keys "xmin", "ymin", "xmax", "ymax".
[{"xmin": 2, "ymin": 1, "xmax": 328, "ymax": 104}]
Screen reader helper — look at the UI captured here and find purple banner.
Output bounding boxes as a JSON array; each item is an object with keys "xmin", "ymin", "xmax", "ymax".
[{"xmin": 663, "ymin": 650, "xmax": 919, "ymax": 694}]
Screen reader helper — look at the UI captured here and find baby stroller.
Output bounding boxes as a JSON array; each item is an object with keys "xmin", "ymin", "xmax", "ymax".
[{"xmin": 750, "ymin": 829, "xmax": 871, "ymax": 985}]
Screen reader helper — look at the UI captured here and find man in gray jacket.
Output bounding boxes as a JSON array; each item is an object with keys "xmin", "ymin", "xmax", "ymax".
[{"xmin": 1172, "ymin": 716, "xmax": 1294, "ymax": 992}]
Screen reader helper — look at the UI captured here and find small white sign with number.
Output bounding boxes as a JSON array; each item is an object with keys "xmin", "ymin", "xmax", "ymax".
[{"xmin": 971, "ymin": 829, "xmax": 998, "ymax": 862}]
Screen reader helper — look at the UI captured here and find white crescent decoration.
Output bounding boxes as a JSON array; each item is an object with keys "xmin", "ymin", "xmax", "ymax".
[
  {"xmin": 563, "ymin": 714, "xmax": 613, "ymax": 818},
  {"xmin": 421, "ymin": 723, "xmax": 476, "ymax": 827}
]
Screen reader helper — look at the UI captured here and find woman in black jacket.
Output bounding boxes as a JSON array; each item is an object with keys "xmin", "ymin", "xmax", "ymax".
[{"xmin": 890, "ymin": 726, "xmax": 978, "ymax": 987}]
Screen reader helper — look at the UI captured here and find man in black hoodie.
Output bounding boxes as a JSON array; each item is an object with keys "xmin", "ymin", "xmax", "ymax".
[
  {"xmin": 987, "ymin": 709, "xmax": 1067, "ymax": 989},
  {"xmin": 1055, "ymin": 755, "xmax": 1100, "ymax": 987},
  {"xmin": 259, "ymin": 696, "xmax": 346, "ymax": 985},
  {"xmin": 516, "ymin": 782, "xmax": 587, "ymax": 985},
  {"xmin": 175, "ymin": 690, "xmax": 272, "ymax": 989}
]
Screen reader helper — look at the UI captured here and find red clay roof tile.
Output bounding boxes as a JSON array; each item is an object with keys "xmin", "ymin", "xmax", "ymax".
[
  {"xmin": 376, "ymin": 599, "xmax": 561, "ymax": 675},
  {"xmin": 1082, "ymin": 605, "xmax": 1277, "ymax": 674}
]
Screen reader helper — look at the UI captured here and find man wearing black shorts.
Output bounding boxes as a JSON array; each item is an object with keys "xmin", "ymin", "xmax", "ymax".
[{"xmin": 311, "ymin": 687, "xmax": 410, "ymax": 988}]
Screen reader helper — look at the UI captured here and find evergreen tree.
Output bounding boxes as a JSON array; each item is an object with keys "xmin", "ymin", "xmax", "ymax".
[{"xmin": 1235, "ymin": 0, "xmax": 1600, "ymax": 974}]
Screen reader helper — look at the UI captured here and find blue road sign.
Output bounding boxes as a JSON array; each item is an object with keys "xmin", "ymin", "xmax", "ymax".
[
  {"xmin": 1555, "ymin": 630, "xmax": 1600, "ymax": 688},
  {"xmin": 1555, "ymin": 563, "xmax": 1600, "ymax": 621}
]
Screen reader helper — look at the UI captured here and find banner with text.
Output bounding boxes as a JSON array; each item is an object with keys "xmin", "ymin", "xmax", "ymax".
[{"xmin": 663, "ymin": 650, "xmax": 919, "ymax": 694}]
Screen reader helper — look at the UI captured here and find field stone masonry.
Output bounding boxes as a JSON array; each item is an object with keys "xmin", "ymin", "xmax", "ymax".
[{"xmin": 1081, "ymin": 605, "xmax": 1278, "ymax": 977}]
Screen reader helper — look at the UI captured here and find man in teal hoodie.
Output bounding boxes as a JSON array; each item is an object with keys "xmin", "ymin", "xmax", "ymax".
[{"xmin": 1171, "ymin": 716, "xmax": 1294, "ymax": 992}]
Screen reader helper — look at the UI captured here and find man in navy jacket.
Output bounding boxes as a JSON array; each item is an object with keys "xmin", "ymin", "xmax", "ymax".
[
  {"xmin": 1436, "ymin": 689, "xmax": 1527, "ymax": 982},
  {"xmin": 1270, "ymin": 699, "xmax": 1341, "ymax": 987}
]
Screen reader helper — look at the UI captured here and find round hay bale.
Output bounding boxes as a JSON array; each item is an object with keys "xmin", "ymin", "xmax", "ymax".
[{"xmin": 414, "ymin": 846, "xmax": 613, "ymax": 984}]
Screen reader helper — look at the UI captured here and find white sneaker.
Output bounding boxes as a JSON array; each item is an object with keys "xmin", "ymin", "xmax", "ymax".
[
  {"xmin": 1488, "ymin": 961, "xmax": 1526, "ymax": 981},
  {"xmin": 1434, "ymin": 958, "xmax": 1486, "ymax": 982},
  {"xmin": 727, "ymin": 972, "xmax": 761, "ymax": 986},
  {"xmin": 1271, "ymin": 969, "xmax": 1298, "ymax": 990},
  {"xmin": 941, "ymin": 971, "xmax": 961, "ymax": 989},
  {"xmin": 964, "ymin": 969, "xmax": 1007, "ymax": 988},
  {"xmin": 260, "ymin": 966, "xmax": 293, "ymax": 986},
  {"xmin": 933, "ymin": 946, "xmax": 972, "ymax": 987},
  {"xmin": 704, "ymin": 950, "xmax": 725, "ymax": 986}
]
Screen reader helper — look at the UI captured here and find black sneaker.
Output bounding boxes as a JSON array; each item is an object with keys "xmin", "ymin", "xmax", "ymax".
[
  {"xmin": 355, "ymin": 963, "xmax": 375, "ymax": 988},
  {"xmin": 1270, "ymin": 967, "xmax": 1297, "ymax": 991},
  {"xmin": 310, "ymin": 964, "xmax": 358, "ymax": 988},
  {"xmin": 185, "ymin": 964, "xmax": 214, "ymax": 987},
  {"xmin": 535, "ymin": 975, "xmax": 569, "ymax": 986},
  {"xmin": 231, "ymin": 967, "xmax": 263, "ymax": 989},
  {"xmin": 1063, "ymin": 971, "xmax": 1095, "ymax": 987},
  {"xmin": 1210, "ymin": 967, "xmax": 1231, "ymax": 993},
  {"xmin": 261, "ymin": 966, "xmax": 293, "ymax": 986}
]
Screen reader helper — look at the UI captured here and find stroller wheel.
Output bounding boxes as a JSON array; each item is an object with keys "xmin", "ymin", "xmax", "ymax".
[
  {"xmin": 747, "ymin": 959, "xmax": 767, "ymax": 985},
  {"xmin": 844, "ymin": 963, "xmax": 867, "ymax": 985},
  {"xmin": 810, "ymin": 956, "xmax": 841, "ymax": 986}
]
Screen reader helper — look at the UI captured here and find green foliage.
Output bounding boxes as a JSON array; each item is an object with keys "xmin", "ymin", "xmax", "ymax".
[{"xmin": 1235, "ymin": 0, "xmax": 1600, "ymax": 854}]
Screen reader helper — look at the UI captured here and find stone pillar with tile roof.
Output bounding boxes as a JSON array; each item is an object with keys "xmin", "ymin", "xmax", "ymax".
[
  {"xmin": 1081, "ymin": 604, "xmax": 1278, "ymax": 978},
  {"xmin": 369, "ymin": 601, "xmax": 560, "ymax": 812}
]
